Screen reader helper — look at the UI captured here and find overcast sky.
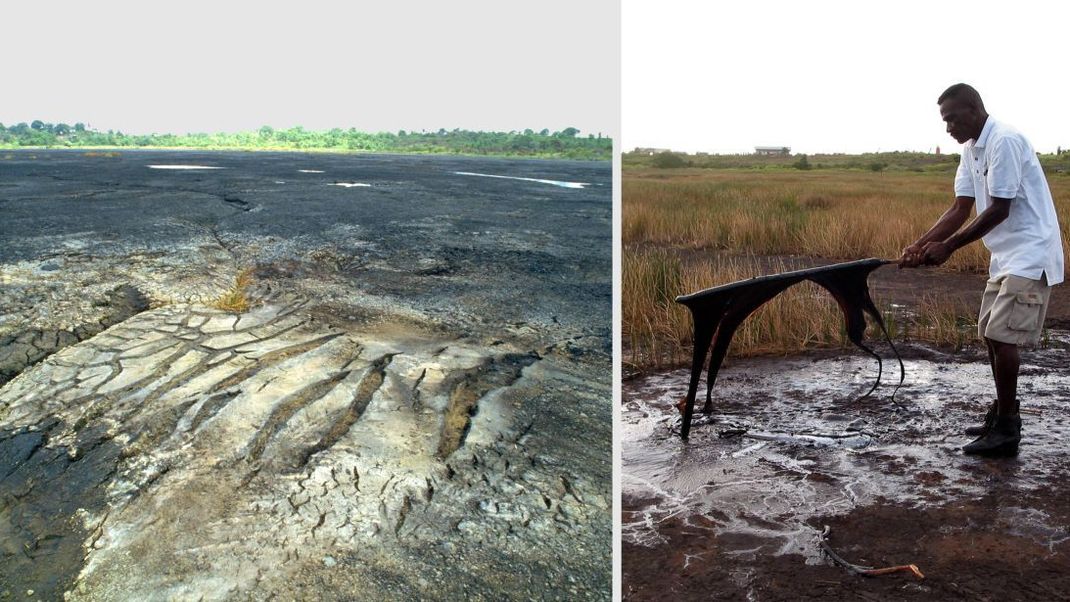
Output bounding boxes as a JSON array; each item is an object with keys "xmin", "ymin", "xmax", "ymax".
[
  {"xmin": 5, "ymin": 1, "xmax": 618, "ymax": 137},
  {"xmin": 624, "ymin": 0, "xmax": 1070, "ymax": 154}
]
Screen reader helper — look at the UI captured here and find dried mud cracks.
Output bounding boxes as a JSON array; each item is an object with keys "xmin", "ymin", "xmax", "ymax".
[{"xmin": 0, "ymin": 296, "xmax": 609, "ymax": 600}]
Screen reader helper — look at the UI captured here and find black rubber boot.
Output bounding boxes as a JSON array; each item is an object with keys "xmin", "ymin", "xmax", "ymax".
[
  {"xmin": 964, "ymin": 401, "xmax": 997, "ymax": 437},
  {"xmin": 962, "ymin": 415, "xmax": 1022, "ymax": 457}
]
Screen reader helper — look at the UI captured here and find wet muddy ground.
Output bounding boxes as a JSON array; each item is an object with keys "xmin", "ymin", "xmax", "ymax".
[{"xmin": 623, "ymin": 337, "xmax": 1070, "ymax": 600}]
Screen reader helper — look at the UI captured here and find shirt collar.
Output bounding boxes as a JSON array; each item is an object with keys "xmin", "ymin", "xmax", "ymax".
[{"xmin": 974, "ymin": 116, "xmax": 995, "ymax": 148}]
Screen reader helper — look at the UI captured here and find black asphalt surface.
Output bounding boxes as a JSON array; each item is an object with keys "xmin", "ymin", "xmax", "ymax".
[{"xmin": 0, "ymin": 150, "xmax": 611, "ymax": 340}]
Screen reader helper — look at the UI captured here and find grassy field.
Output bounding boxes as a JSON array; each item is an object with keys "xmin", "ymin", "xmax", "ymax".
[
  {"xmin": 623, "ymin": 167, "xmax": 1070, "ymax": 371},
  {"xmin": 623, "ymin": 149, "xmax": 1070, "ymax": 173}
]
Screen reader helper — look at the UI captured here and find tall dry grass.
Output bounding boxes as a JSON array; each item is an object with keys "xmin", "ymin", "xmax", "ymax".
[
  {"xmin": 624, "ymin": 249, "xmax": 845, "ymax": 369},
  {"xmin": 623, "ymin": 248, "xmax": 981, "ymax": 371},
  {"xmin": 622, "ymin": 169, "xmax": 1070, "ymax": 371},
  {"xmin": 624, "ymin": 169, "xmax": 1070, "ymax": 274}
]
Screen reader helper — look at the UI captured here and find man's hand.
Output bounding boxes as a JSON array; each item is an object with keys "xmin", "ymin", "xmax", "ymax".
[
  {"xmin": 921, "ymin": 241, "xmax": 953, "ymax": 266},
  {"xmin": 899, "ymin": 243, "xmax": 925, "ymax": 268}
]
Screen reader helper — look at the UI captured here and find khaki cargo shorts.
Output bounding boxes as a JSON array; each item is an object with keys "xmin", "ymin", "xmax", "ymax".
[{"xmin": 977, "ymin": 274, "xmax": 1051, "ymax": 346}]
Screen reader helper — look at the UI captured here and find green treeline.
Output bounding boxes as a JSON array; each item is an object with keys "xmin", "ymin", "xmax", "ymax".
[
  {"xmin": 624, "ymin": 149, "xmax": 1070, "ymax": 174},
  {"xmin": 625, "ymin": 149, "xmax": 961, "ymax": 172},
  {"xmin": 0, "ymin": 121, "xmax": 611, "ymax": 160}
]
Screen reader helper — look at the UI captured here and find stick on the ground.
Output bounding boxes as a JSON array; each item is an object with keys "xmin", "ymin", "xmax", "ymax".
[{"xmin": 819, "ymin": 525, "xmax": 925, "ymax": 580}]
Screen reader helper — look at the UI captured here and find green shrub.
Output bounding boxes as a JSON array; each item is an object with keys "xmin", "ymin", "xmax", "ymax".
[{"xmin": 652, "ymin": 152, "xmax": 687, "ymax": 168}]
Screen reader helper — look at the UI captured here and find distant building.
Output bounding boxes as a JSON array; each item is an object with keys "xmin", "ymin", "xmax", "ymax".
[
  {"xmin": 754, "ymin": 146, "xmax": 791, "ymax": 156},
  {"xmin": 634, "ymin": 147, "xmax": 672, "ymax": 156}
]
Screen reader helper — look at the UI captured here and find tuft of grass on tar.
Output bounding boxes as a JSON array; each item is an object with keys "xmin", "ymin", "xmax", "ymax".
[{"xmin": 211, "ymin": 268, "xmax": 254, "ymax": 313}]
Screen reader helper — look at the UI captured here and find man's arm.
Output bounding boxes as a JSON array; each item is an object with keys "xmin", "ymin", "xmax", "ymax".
[
  {"xmin": 920, "ymin": 196, "xmax": 1011, "ymax": 266},
  {"xmin": 899, "ymin": 195, "xmax": 974, "ymax": 267},
  {"xmin": 922, "ymin": 133, "xmax": 1023, "ymax": 265}
]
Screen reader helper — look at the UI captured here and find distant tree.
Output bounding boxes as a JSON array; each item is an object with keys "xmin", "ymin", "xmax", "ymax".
[
  {"xmin": 31, "ymin": 120, "xmax": 45, "ymax": 131},
  {"xmin": 652, "ymin": 152, "xmax": 687, "ymax": 168},
  {"xmin": 869, "ymin": 161, "xmax": 887, "ymax": 172},
  {"xmin": 793, "ymin": 154, "xmax": 811, "ymax": 170},
  {"xmin": 74, "ymin": 122, "xmax": 86, "ymax": 132},
  {"xmin": 539, "ymin": 128, "xmax": 549, "ymax": 136},
  {"xmin": 558, "ymin": 127, "xmax": 580, "ymax": 138},
  {"xmin": 54, "ymin": 123, "xmax": 71, "ymax": 135}
]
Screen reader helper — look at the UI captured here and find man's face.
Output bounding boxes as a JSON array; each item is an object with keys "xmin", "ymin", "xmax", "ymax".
[{"xmin": 939, "ymin": 98, "xmax": 983, "ymax": 144}]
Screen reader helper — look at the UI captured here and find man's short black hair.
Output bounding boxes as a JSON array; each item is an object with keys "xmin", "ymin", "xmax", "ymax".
[{"xmin": 938, "ymin": 83, "xmax": 986, "ymax": 110}]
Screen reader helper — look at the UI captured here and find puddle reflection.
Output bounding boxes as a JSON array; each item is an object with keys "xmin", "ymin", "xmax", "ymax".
[{"xmin": 623, "ymin": 348, "xmax": 1070, "ymax": 563}]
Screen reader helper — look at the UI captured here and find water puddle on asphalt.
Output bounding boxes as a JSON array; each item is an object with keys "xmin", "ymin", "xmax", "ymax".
[
  {"xmin": 622, "ymin": 340, "xmax": 1070, "ymax": 563},
  {"xmin": 452, "ymin": 171, "xmax": 589, "ymax": 189},
  {"xmin": 146, "ymin": 165, "xmax": 224, "ymax": 170}
]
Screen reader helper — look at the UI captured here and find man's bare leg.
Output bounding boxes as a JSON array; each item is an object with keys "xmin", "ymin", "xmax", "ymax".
[
  {"xmin": 964, "ymin": 339, "xmax": 1001, "ymax": 437},
  {"xmin": 988, "ymin": 337, "xmax": 1020, "ymax": 416},
  {"xmin": 986, "ymin": 338, "xmax": 996, "ymax": 381}
]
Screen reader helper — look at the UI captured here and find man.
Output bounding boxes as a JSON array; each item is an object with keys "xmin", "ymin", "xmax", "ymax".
[{"xmin": 900, "ymin": 83, "xmax": 1063, "ymax": 457}]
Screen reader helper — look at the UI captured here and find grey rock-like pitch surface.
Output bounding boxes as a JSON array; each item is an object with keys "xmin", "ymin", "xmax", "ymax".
[{"xmin": 0, "ymin": 151, "xmax": 610, "ymax": 600}]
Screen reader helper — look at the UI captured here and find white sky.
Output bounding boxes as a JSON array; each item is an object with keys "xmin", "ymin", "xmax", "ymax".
[
  {"xmin": 624, "ymin": 0, "xmax": 1070, "ymax": 154},
  {"xmin": 4, "ymin": 1, "xmax": 618, "ymax": 137}
]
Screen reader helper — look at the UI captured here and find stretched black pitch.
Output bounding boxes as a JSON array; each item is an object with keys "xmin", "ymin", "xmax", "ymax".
[{"xmin": 675, "ymin": 258, "xmax": 904, "ymax": 439}]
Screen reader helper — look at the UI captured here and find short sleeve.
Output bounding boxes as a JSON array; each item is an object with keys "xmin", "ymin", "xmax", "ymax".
[
  {"xmin": 986, "ymin": 135, "xmax": 1024, "ymax": 199},
  {"xmin": 954, "ymin": 151, "xmax": 974, "ymax": 198}
]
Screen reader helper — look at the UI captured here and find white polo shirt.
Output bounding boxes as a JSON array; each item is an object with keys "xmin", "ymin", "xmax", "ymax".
[{"xmin": 954, "ymin": 117, "xmax": 1064, "ymax": 286}]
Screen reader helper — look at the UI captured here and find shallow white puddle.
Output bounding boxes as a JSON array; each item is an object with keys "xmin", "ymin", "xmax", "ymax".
[
  {"xmin": 453, "ymin": 171, "xmax": 589, "ymax": 189},
  {"xmin": 146, "ymin": 165, "xmax": 224, "ymax": 170}
]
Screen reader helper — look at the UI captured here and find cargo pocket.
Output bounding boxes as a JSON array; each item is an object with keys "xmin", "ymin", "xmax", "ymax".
[{"xmin": 1007, "ymin": 291, "xmax": 1043, "ymax": 331}]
